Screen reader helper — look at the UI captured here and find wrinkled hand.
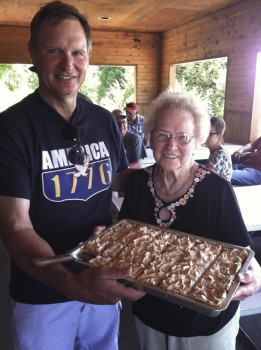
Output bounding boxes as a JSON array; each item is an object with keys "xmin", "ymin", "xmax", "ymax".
[
  {"xmin": 67, "ymin": 266, "xmax": 145, "ymax": 304},
  {"xmin": 232, "ymin": 260, "xmax": 261, "ymax": 301}
]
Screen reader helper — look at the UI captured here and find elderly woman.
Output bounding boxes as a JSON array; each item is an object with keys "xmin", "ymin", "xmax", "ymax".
[
  {"xmin": 119, "ymin": 90, "xmax": 261, "ymax": 350},
  {"xmin": 204, "ymin": 116, "xmax": 232, "ymax": 181}
]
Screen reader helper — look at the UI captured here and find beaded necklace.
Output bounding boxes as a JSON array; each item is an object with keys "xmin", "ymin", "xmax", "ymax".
[{"xmin": 146, "ymin": 166, "xmax": 210, "ymax": 228}]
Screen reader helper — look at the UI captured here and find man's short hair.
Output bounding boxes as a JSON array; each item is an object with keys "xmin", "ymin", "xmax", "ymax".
[
  {"xmin": 29, "ymin": 1, "xmax": 92, "ymax": 53},
  {"xmin": 112, "ymin": 109, "xmax": 127, "ymax": 120}
]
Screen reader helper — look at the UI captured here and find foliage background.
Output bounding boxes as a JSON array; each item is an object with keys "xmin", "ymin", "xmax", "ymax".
[
  {"xmin": 0, "ymin": 59, "xmax": 226, "ymax": 116},
  {"xmin": 175, "ymin": 57, "xmax": 227, "ymax": 117},
  {"xmin": 0, "ymin": 64, "xmax": 135, "ymax": 113}
]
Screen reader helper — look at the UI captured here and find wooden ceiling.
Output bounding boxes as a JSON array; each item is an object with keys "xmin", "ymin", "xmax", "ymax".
[{"xmin": 1, "ymin": 0, "xmax": 243, "ymax": 33}]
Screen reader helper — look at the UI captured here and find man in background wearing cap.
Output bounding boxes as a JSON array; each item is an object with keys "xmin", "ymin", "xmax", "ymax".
[
  {"xmin": 112, "ymin": 109, "xmax": 147, "ymax": 169},
  {"xmin": 125, "ymin": 102, "xmax": 149, "ymax": 147}
]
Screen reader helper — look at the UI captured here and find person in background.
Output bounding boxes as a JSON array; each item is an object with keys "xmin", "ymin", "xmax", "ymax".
[
  {"xmin": 231, "ymin": 136, "xmax": 261, "ymax": 185},
  {"xmin": 204, "ymin": 116, "xmax": 232, "ymax": 181},
  {"xmin": 0, "ymin": 2, "xmax": 143, "ymax": 350},
  {"xmin": 119, "ymin": 90, "xmax": 261, "ymax": 350},
  {"xmin": 112, "ymin": 109, "xmax": 147, "ymax": 169},
  {"xmin": 125, "ymin": 101, "xmax": 149, "ymax": 147}
]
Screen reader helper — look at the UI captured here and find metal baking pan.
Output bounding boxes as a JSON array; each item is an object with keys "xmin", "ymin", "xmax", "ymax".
[
  {"xmin": 32, "ymin": 219, "xmax": 254, "ymax": 317},
  {"xmin": 79, "ymin": 219, "xmax": 254, "ymax": 317}
]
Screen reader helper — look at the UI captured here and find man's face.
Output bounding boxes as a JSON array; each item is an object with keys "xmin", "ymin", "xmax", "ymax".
[
  {"xmin": 126, "ymin": 109, "xmax": 137, "ymax": 122},
  {"xmin": 116, "ymin": 118, "xmax": 128, "ymax": 137},
  {"xmin": 29, "ymin": 18, "xmax": 90, "ymax": 101}
]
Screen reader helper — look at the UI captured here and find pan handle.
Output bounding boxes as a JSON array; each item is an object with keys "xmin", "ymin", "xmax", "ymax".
[{"xmin": 31, "ymin": 254, "xmax": 75, "ymax": 267}]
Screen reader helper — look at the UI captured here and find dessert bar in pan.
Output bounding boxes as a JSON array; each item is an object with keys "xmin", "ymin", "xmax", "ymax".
[{"xmin": 81, "ymin": 219, "xmax": 254, "ymax": 317}]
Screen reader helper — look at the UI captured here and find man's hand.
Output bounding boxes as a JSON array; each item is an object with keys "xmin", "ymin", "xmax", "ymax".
[{"xmin": 66, "ymin": 266, "xmax": 145, "ymax": 304}]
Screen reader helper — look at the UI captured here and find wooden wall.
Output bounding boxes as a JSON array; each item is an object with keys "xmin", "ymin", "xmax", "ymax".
[
  {"xmin": 0, "ymin": 26, "xmax": 160, "ymax": 116},
  {"xmin": 91, "ymin": 31, "xmax": 161, "ymax": 115},
  {"xmin": 161, "ymin": 0, "xmax": 261, "ymax": 144},
  {"xmin": 1, "ymin": 0, "xmax": 261, "ymax": 143}
]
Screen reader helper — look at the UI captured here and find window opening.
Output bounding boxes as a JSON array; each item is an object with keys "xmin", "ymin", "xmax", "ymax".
[
  {"xmin": 170, "ymin": 57, "xmax": 228, "ymax": 118},
  {"xmin": 0, "ymin": 64, "xmax": 135, "ymax": 112}
]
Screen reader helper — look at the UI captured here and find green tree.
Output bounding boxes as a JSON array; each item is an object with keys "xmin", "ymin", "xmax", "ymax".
[
  {"xmin": 95, "ymin": 66, "xmax": 134, "ymax": 106},
  {"xmin": 0, "ymin": 64, "xmax": 135, "ymax": 111},
  {"xmin": 0, "ymin": 64, "xmax": 38, "ymax": 92},
  {"xmin": 25, "ymin": 66, "xmax": 39, "ymax": 91},
  {"xmin": 176, "ymin": 58, "xmax": 227, "ymax": 116},
  {"xmin": 0, "ymin": 64, "xmax": 23, "ymax": 91}
]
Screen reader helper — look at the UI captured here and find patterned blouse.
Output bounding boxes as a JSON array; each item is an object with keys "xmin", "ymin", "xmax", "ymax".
[{"xmin": 208, "ymin": 149, "xmax": 232, "ymax": 181}]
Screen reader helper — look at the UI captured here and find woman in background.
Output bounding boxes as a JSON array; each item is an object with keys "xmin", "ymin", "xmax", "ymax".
[{"xmin": 204, "ymin": 116, "xmax": 232, "ymax": 181}]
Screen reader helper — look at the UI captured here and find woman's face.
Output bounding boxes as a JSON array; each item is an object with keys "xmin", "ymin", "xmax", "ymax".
[
  {"xmin": 150, "ymin": 109, "xmax": 196, "ymax": 171},
  {"xmin": 205, "ymin": 127, "xmax": 222, "ymax": 151}
]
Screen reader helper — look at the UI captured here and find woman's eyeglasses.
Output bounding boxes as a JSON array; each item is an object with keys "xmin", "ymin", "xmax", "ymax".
[
  {"xmin": 61, "ymin": 125, "xmax": 86, "ymax": 165},
  {"xmin": 151, "ymin": 131, "xmax": 194, "ymax": 145}
]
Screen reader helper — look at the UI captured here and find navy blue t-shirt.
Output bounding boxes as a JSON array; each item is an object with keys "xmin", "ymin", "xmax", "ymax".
[{"xmin": 0, "ymin": 91, "xmax": 128, "ymax": 303}]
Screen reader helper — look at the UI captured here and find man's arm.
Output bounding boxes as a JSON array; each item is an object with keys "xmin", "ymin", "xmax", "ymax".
[
  {"xmin": 111, "ymin": 168, "xmax": 137, "ymax": 192},
  {"xmin": 128, "ymin": 159, "xmax": 143, "ymax": 169},
  {"xmin": 0, "ymin": 195, "xmax": 144, "ymax": 304},
  {"xmin": 232, "ymin": 142, "xmax": 253, "ymax": 161},
  {"xmin": 126, "ymin": 133, "xmax": 146, "ymax": 169}
]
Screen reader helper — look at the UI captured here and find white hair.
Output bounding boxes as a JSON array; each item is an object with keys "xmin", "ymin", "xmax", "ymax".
[{"xmin": 145, "ymin": 89, "xmax": 210, "ymax": 145}]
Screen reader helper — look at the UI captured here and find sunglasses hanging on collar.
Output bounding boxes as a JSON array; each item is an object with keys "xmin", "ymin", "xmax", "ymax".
[{"xmin": 61, "ymin": 125, "xmax": 87, "ymax": 166}]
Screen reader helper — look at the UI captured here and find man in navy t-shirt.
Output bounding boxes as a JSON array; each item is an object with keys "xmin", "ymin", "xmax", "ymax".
[{"xmin": 0, "ymin": 2, "xmax": 143, "ymax": 349}]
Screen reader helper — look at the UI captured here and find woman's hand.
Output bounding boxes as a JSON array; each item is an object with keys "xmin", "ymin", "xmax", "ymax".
[{"xmin": 232, "ymin": 257, "xmax": 261, "ymax": 301}]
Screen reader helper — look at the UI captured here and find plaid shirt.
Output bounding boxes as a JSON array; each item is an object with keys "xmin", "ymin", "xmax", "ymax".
[{"xmin": 127, "ymin": 114, "xmax": 145, "ymax": 141}]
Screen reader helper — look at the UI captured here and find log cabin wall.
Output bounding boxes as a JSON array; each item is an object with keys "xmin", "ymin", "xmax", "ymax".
[
  {"xmin": 0, "ymin": 26, "xmax": 160, "ymax": 116},
  {"xmin": 161, "ymin": 0, "xmax": 261, "ymax": 144}
]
